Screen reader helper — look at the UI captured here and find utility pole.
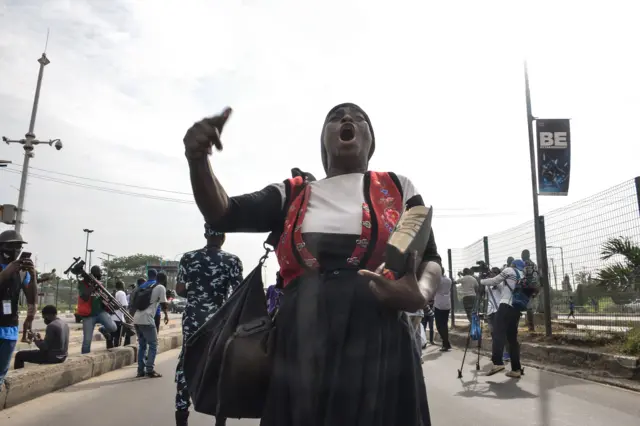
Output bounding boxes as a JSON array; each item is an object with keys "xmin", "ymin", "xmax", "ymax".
[
  {"xmin": 83, "ymin": 228, "xmax": 94, "ymax": 265},
  {"xmin": 87, "ymin": 249, "xmax": 95, "ymax": 269},
  {"xmin": 2, "ymin": 45, "xmax": 63, "ymax": 233},
  {"xmin": 101, "ymin": 251, "xmax": 115, "ymax": 288}
]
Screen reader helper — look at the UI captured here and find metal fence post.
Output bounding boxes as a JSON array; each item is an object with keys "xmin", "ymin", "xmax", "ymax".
[
  {"xmin": 447, "ymin": 248, "xmax": 455, "ymax": 328},
  {"xmin": 483, "ymin": 236, "xmax": 490, "ymax": 265},
  {"xmin": 482, "ymin": 236, "xmax": 490, "ymax": 315},
  {"xmin": 635, "ymin": 176, "xmax": 640, "ymax": 217},
  {"xmin": 55, "ymin": 277, "xmax": 60, "ymax": 307},
  {"xmin": 538, "ymin": 215, "xmax": 552, "ymax": 336}
]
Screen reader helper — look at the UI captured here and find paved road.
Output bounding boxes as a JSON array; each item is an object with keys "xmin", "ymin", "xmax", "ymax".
[{"xmin": 2, "ymin": 346, "xmax": 639, "ymax": 426}]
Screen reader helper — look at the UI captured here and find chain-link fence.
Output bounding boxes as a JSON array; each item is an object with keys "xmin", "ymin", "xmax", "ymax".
[{"xmin": 447, "ymin": 177, "xmax": 640, "ymax": 341}]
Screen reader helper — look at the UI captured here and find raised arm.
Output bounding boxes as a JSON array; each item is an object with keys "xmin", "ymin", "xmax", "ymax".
[
  {"xmin": 183, "ymin": 108, "xmax": 286, "ymax": 233},
  {"xmin": 183, "ymin": 109, "xmax": 233, "ymax": 224},
  {"xmin": 480, "ymin": 270, "xmax": 509, "ymax": 287}
]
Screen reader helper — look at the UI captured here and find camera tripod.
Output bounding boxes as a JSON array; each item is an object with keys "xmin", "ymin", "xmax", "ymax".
[{"xmin": 457, "ymin": 290, "xmax": 485, "ymax": 379}]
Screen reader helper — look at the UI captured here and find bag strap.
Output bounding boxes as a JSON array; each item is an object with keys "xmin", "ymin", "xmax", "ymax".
[
  {"xmin": 488, "ymin": 287, "xmax": 499, "ymax": 310},
  {"xmin": 265, "ymin": 169, "xmax": 316, "ymax": 250}
]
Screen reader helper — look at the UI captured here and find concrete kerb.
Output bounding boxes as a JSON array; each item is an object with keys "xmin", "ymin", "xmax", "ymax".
[
  {"xmin": 0, "ymin": 330, "xmax": 184, "ymax": 410},
  {"xmin": 437, "ymin": 329, "xmax": 640, "ymax": 392}
]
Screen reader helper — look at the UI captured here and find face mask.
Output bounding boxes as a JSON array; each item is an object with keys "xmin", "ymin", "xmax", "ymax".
[{"xmin": 0, "ymin": 248, "xmax": 19, "ymax": 263}]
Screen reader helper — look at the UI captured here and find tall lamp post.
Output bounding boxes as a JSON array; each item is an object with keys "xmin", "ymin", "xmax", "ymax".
[
  {"xmin": 524, "ymin": 62, "xmax": 552, "ymax": 336},
  {"xmin": 87, "ymin": 249, "xmax": 95, "ymax": 269},
  {"xmin": 2, "ymin": 51, "xmax": 63, "ymax": 233},
  {"xmin": 547, "ymin": 245, "xmax": 566, "ymax": 288},
  {"xmin": 83, "ymin": 229, "xmax": 94, "ymax": 265}
]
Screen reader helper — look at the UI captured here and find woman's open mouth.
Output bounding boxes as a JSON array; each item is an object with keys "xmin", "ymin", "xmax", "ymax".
[{"xmin": 339, "ymin": 123, "xmax": 356, "ymax": 142}]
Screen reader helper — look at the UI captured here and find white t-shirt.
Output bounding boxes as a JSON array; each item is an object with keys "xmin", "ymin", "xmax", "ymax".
[
  {"xmin": 480, "ymin": 267, "xmax": 521, "ymax": 307},
  {"xmin": 486, "ymin": 285, "xmax": 503, "ymax": 315},
  {"xmin": 133, "ymin": 285, "xmax": 167, "ymax": 326},
  {"xmin": 273, "ymin": 173, "xmax": 419, "ymax": 235},
  {"xmin": 111, "ymin": 290, "xmax": 128, "ymax": 322},
  {"xmin": 434, "ymin": 275, "xmax": 452, "ymax": 310}
]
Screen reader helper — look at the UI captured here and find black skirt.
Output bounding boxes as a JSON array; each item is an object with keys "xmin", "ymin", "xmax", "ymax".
[{"xmin": 260, "ymin": 269, "xmax": 431, "ymax": 426}]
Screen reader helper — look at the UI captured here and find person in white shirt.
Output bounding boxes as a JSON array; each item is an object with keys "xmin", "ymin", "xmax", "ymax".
[
  {"xmin": 486, "ymin": 267, "xmax": 510, "ymax": 363},
  {"xmin": 433, "ymin": 268, "xmax": 452, "ymax": 351},
  {"xmin": 456, "ymin": 268, "xmax": 478, "ymax": 322},
  {"xmin": 480, "ymin": 259, "xmax": 526, "ymax": 378},
  {"xmin": 108, "ymin": 281, "xmax": 130, "ymax": 348}
]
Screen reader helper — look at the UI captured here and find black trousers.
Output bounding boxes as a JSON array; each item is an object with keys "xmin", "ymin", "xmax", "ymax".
[
  {"xmin": 421, "ymin": 314, "xmax": 434, "ymax": 343},
  {"xmin": 491, "ymin": 304, "xmax": 521, "ymax": 371},
  {"xmin": 109, "ymin": 321, "xmax": 132, "ymax": 348},
  {"xmin": 433, "ymin": 308, "xmax": 450, "ymax": 349},
  {"xmin": 14, "ymin": 350, "xmax": 65, "ymax": 369}
]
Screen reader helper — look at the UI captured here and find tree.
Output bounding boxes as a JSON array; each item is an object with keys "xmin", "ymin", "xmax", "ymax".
[
  {"xmin": 102, "ymin": 253, "xmax": 164, "ymax": 281},
  {"xmin": 596, "ymin": 237, "xmax": 640, "ymax": 291},
  {"xmin": 574, "ymin": 270, "xmax": 593, "ymax": 287},
  {"xmin": 562, "ymin": 274, "xmax": 573, "ymax": 292}
]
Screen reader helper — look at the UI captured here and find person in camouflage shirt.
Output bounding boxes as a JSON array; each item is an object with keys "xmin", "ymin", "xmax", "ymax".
[{"xmin": 174, "ymin": 224, "xmax": 243, "ymax": 426}]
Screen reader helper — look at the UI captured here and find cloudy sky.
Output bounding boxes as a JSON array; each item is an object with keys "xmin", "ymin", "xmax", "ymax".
[{"xmin": 0, "ymin": 0, "xmax": 638, "ymax": 281}]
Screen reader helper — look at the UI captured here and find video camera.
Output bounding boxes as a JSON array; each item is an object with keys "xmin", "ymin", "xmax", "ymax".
[{"xmin": 470, "ymin": 260, "xmax": 491, "ymax": 278}]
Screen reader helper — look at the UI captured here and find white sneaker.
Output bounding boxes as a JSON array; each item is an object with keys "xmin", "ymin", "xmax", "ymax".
[
  {"xmin": 506, "ymin": 370, "xmax": 522, "ymax": 378},
  {"xmin": 487, "ymin": 364, "xmax": 505, "ymax": 376}
]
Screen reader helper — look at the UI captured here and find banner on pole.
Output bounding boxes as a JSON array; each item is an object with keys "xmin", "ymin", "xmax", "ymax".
[{"xmin": 536, "ymin": 119, "xmax": 571, "ymax": 196}]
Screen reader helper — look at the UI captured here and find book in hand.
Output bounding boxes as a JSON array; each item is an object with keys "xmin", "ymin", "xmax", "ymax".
[{"xmin": 383, "ymin": 206, "xmax": 433, "ymax": 279}]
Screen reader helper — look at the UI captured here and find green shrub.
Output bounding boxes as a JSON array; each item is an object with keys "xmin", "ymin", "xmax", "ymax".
[{"xmin": 620, "ymin": 327, "xmax": 640, "ymax": 356}]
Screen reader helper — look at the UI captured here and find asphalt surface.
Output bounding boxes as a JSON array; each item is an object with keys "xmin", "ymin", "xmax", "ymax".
[{"xmin": 2, "ymin": 345, "xmax": 639, "ymax": 426}]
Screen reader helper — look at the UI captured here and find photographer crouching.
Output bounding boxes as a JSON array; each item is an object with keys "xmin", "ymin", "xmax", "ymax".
[
  {"xmin": 0, "ymin": 230, "xmax": 37, "ymax": 389},
  {"xmin": 14, "ymin": 305, "xmax": 69, "ymax": 369}
]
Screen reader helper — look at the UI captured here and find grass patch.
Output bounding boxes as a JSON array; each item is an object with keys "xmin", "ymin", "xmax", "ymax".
[{"xmin": 620, "ymin": 328, "xmax": 640, "ymax": 356}]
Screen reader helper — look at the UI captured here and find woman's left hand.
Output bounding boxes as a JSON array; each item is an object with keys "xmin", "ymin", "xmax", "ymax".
[{"xmin": 358, "ymin": 251, "xmax": 426, "ymax": 312}]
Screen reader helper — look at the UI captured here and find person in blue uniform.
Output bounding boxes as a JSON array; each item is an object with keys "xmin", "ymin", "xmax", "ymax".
[{"xmin": 174, "ymin": 226, "xmax": 243, "ymax": 426}]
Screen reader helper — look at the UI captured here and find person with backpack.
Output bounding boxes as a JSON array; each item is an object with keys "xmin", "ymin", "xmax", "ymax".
[
  {"xmin": 183, "ymin": 103, "xmax": 441, "ymax": 425},
  {"xmin": 130, "ymin": 268, "xmax": 168, "ymax": 378},
  {"xmin": 480, "ymin": 259, "xmax": 531, "ymax": 378}
]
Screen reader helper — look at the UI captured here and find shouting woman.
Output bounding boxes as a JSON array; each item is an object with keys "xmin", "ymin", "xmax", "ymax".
[{"xmin": 183, "ymin": 103, "xmax": 442, "ymax": 426}]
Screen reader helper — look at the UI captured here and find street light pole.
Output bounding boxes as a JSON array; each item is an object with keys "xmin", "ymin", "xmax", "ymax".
[
  {"xmin": 87, "ymin": 249, "xmax": 95, "ymax": 269},
  {"xmin": 83, "ymin": 229, "xmax": 94, "ymax": 265},
  {"xmin": 2, "ymin": 51, "xmax": 63, "ymax": 233},
  {"xmin": 525, "ymin": 62, "xmax": 552, "ymax": 336}
]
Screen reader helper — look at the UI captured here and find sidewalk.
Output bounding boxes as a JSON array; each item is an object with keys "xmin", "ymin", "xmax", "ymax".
[
  {"xmin": 1, "ymin": 328, "xmax": 184, "ymax": 410},
  {"xmin": 9, "ymin": 318, "xmax": 181, "ymax": 369}
]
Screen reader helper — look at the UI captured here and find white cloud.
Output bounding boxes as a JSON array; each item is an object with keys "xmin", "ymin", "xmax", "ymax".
[{"xmin": 0, "ymin": 0, "xmax": 638, "ymax": 278}]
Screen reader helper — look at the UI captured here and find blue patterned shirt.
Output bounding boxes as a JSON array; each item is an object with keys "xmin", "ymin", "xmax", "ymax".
[{"xmin": 177, "ymin": 246, "xmax": 243, "ymax": 339}]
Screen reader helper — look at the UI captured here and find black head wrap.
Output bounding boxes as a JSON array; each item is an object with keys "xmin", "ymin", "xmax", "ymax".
[{"xmin": 321, "ymin": 103, "xmax": 375, "ymax": 172}]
